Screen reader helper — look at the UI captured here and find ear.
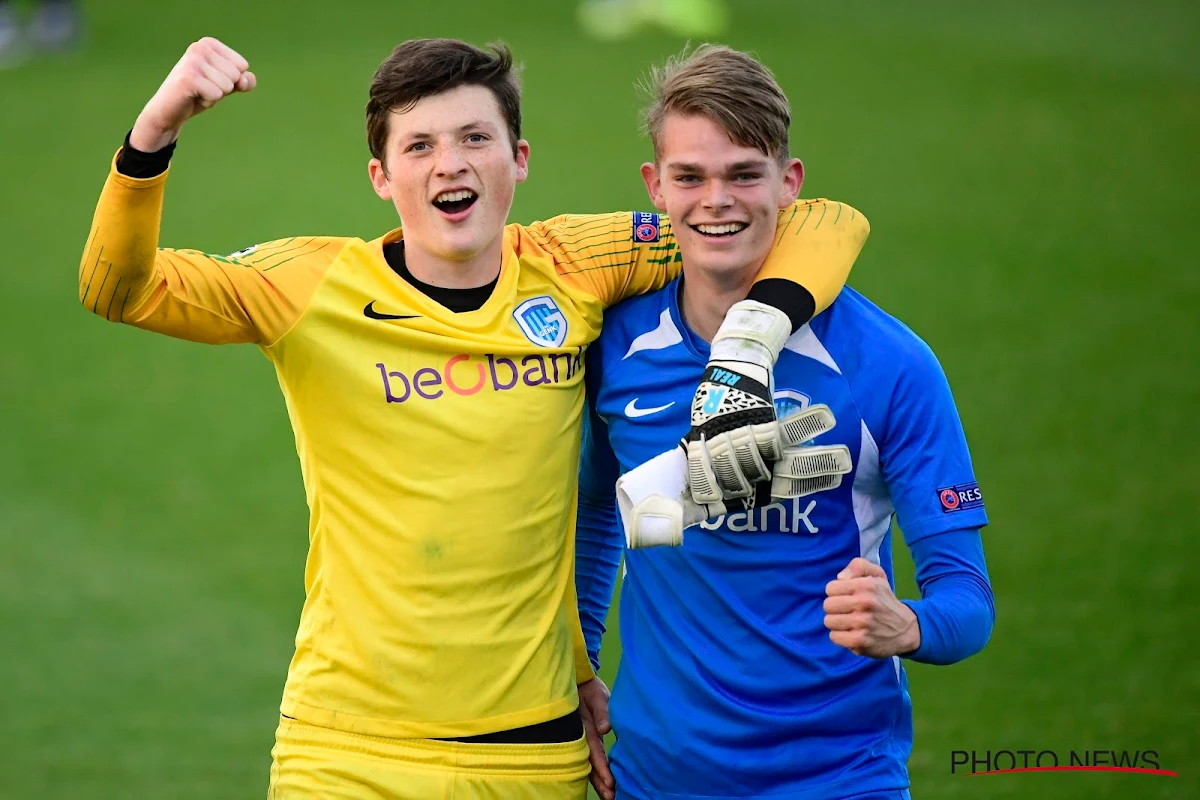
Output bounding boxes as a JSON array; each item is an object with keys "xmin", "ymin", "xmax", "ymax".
[
  {"xmin": 778, "ymin": 158, "xmax": 804, "ymax": 208},
  {"xmin": 640, "ymin": 162, "xmax": 667, "ymax": 212},
  {"xmin": 368, "ymin": 158, "xmax": 391, "ymax": 201},
  {"xmin": 514, "ymin": 139, "xmax": 531, "ymax": 184}
]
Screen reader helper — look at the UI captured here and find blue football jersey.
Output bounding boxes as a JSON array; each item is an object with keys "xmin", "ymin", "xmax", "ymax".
[{"xmin": 582, "ymin": 279, "xmax": 988, "ymax": 800}]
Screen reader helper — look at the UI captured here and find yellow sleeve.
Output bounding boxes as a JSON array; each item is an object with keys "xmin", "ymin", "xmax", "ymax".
[
  {"xmin": 524, "ymin": 201, "xmax": 869, "ymax": 316},
  {"xmin": 764, "ymin": 199, "xmax": 871, "ymax": 316},
  {"xmin": 79, "ymin": 152, "xmax": 349, "ymax": 346},
  {"xmin": 524, "ymin": 212, "xmax": 679, "ymax": 307}
]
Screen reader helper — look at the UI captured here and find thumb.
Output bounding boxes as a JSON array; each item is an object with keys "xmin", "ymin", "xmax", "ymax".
[
  {"xmin": 593, "ymin": 695, "xmax": 611, "ymax": 735},
  {"xmin": 235, "ymin": 71, "xmax": 257, "ymax": 92},
  {"xmin": 841, "ymin": 557, "xmax": 885, "ymax": 580}
]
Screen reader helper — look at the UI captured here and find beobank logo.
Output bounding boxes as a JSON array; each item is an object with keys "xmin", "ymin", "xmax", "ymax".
[{"xmin": 376, "ymin": 348, "xmax": 583, "ymax": 403}]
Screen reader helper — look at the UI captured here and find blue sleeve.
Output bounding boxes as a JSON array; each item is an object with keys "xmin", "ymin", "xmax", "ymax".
[
  {"xmin": 880, "ymin": 336, "xmax": 988, "ymax": 543},
  {"xmin": 575, "ymin": 359, "xmax": 625, "ymax": 671},
  {"xmin": 901, "ymin": 528, "xmax": 995, "ymax": 665}
]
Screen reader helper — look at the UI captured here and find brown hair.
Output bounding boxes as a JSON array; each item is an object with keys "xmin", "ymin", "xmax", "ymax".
[
  {"xmin": 366, "ymin": 38, "xmax": 522, "ymax": 166},
  {"xmin": 642, "ymin": 44, "xmax": 790, "ymax": 165}
]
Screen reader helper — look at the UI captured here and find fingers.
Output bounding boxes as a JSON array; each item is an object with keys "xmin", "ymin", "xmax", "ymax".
[
  {"xmin": 577, "ymin": 677, "xmax": 614, "ymax": 798},
  {"xmin": 202, "ymin": 36, "xmax": 249, "ymax": 72},
  {"xmin": 770, "ymin": 443, "xmax": 852, "ymax": 501},
  {"xmin": 822, "ymin": 594, "xmax": 858, "ymax": 615},
  {"xmin": 823, "ymin": 612, "xmax": 865, "ymax": 632},
  {"xmin": 772, "ymin": 445, "xmax": 853, "ymax": 481},
  {"xmin": 587, "ymin": 737, "xmax": 616, "ymax": 800},
  {"xmin": 829, "ymin": 629, "xmax": 867, "ymax": 654},
  {"xmin": 824, "ymin": 576, "xmax": 880, "ymax": 597},
  {"xmin": 185, "ymin": 37, "xmax": 252, "ymax": 102},
  {"xmin": 190, "ymin": 76, "xmax": 228, "ymax": 109},
  {"xmin": 581, "ymin": 704, "xmax": 615, "ymax": 799},
  {"xmin": 824, "ymin": 559, "xmax": 896, "ymax": 657},
  {"xmin": 200, "ymin": 61, "xmax": 236, "ymax": 96},
  {"xmin": 838, "ymin": 557, "xmax": 885, "ymax": 580},
  {"xmin": 593, "ymin": 698, "xmax": 611, "ymax": 736},
  {"xmin": 777, "ymin": 404, "xmax": 837, "ymax": 446}
]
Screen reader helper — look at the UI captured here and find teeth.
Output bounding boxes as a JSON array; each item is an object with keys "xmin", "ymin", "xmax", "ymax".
[
  {"xmin": 435, "ymin": 190, "xmax": 476, "ymax": 203},
  {"xmin": 696, "ymin": 223, "xmax": 747, "ymax": 235}
]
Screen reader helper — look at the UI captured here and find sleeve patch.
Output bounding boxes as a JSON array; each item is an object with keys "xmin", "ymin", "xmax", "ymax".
[
  {"xmin": 938, "ymin": 482, "xmax": 984, "ymax": 512},
  {"xmin": 633, "ymin": 212, "xmax": 660, "ymax": 243},
  {"xmin": 229, "ymin": 243, "xmax": 260, "ymax": 258}
]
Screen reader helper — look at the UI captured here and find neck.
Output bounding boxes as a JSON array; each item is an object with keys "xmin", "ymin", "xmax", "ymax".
[
  {"xmin": 402, "ymin": 234, "xmax": 504, "ymax": 289},
  {"xmin": 679, "ymin": 263, "xmax": 760, "ymax": 343}
]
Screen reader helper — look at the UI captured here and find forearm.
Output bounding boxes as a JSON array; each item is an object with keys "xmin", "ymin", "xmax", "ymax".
[
  {"xmin": 575, "ymin": 493, "xmax": 623, "ymax": 671},
  {"xmin": 753, "ymin": 200, "xmax": 870, "ymax": 327},
  {"xmin": 902, "ymin": 529, "xmax": 996, "ymax": 665}
]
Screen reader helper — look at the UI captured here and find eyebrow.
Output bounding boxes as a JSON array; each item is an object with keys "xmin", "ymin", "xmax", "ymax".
[
  {"xmin": 667, "ymin": 159, "xmax": 771, "ymax": 173},
  {"xmin": 402, "ymin": 121, "xmax": 498, "ymax": 141}
]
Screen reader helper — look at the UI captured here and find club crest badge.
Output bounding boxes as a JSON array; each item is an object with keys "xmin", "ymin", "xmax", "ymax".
[{"xmin": 514, "ymin": 296, "xmax": 569, "ymax": 348}]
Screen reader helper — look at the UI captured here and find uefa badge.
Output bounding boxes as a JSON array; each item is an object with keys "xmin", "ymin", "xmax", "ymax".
[
  {"xmin": 937, "ymin": 482, "xmax": 984, "ymax": 513},
  {"xmin": 632, "ymin": 211, "xmax": 660, "ymax": 242},
  {"xmin": 513, "ymin": 296, "xmax": 569, "ymax": 348}
]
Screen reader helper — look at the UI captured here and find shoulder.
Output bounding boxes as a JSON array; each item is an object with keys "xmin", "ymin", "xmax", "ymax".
[
  {"xmin": 814, "ymin": 287, "xmax": 941, "ymax": 379},
  {"xmin": 801, "ymin": 289, "xmax": 951, "ymax": 443},
  {"xmin": 221, "ymin": 236, "xmax": 356, "ymax": 271},
  {"xmin": 511, "ymin": 213, "xmax": 632, "ymax": 252}
]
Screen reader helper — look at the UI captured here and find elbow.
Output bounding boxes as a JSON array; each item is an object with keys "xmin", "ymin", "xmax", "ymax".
[
  {"xmin": 79, "ymin": 251, "xmax": 139, "ymax": 323},
  {"xmin": 976, "ymin": 580, "xmax": 997, "ymax": 651},
  {"xmin": 905, "ymin": 575, "xmax": 996, "ymax": 665},
  {"xmin": 78, "ymin": 248, "xmax": 111, "ymax": 319},
  {"xmin": 955, "ymin": 580, "xmax": 997, "ymax": 663}
]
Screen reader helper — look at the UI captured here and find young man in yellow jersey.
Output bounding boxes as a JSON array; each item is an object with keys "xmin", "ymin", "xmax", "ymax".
[{"xmin": 79, "ymin": 36, "xmax": 868, "ymax": 798}]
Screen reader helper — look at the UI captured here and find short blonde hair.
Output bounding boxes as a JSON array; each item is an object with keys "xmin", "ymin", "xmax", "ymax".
[{"xmin": 642, "ymin": 44, "xmax": 791, "ymax": 165}]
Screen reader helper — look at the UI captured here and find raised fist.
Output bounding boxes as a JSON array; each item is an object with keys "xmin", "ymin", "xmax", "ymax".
[{"xmin": 130, "ymin": 37, "xmax": 256, "ymax": 152}]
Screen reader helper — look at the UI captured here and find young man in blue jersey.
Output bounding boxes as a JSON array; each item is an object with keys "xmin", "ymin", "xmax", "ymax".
[{"xmin": 575, "ymin": 45, "xmax": 996, "ymax": 800}]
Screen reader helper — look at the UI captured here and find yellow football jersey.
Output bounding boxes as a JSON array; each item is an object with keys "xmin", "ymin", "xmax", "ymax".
[{"xmin": 80, "ymin": 154, "xmax": 870, "ymax": 738}]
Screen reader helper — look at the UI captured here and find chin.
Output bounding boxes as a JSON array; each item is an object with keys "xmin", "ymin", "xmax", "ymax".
[
  {"xmin": 695, "ymin": 248, "xmax": 753, "ymax": 273},
  {"xmin": 428, "ymin": 226, "xmax": 484, "ymax": 256}
]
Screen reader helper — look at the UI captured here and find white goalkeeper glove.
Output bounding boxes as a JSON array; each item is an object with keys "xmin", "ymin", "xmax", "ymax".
[
  {"xmin": 684, "ymin": 299, "xmax": 794, "ymax": 505},
  {"xmin": 619, "ymin": 405, "xmax": 853, "ymax": 549}
]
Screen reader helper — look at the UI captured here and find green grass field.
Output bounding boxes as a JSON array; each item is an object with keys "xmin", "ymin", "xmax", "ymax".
[{"xmin": 1, "ymin": 0, "xmax": 1197, "ymax": 797}]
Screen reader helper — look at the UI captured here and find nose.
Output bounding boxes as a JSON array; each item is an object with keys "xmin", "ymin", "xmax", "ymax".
[
  {"xmin": 702, "ymin": 179, "xmax": 732, "ymax": 212},
  {"xmin": 434, "ymin": 144, "xmax": 468, "ymax": 178}
]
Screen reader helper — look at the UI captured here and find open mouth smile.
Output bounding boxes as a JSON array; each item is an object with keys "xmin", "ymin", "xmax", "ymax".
[
  {"xmin": 690, "ymin": 222, "xmax": 748, "ymax": 238},
  {"xmin": 433, "ymin": 189, "xmax": 479, "ymax": 218}
]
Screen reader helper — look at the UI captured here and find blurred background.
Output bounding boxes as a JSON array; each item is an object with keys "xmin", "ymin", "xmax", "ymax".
[{"xmin": 1, "ymin": 0, "xmax": 1196, "ymax": 798}]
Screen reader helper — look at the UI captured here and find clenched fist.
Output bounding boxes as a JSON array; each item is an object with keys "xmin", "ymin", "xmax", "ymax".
[
  {"xmin": 130, "ymin": 37, "xmax": 256, "ymax": 152},
  {"xmin": 823, "ymin": 557, "xmax": 921, "ymax": 658}
]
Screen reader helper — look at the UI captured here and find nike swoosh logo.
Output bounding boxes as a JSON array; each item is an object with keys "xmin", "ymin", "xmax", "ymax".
[
  {"xmin": 364, "ymin": 302, "xmax": 419, "ymax": 321},
  {"xmin": 625, "ymin": 398, "xmax": 675, "ymax": 418}
]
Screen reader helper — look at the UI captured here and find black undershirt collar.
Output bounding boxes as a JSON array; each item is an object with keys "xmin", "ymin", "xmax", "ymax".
[{"xmin": 381, "ymin": 241, "xmax": 497, "ymax": 313}]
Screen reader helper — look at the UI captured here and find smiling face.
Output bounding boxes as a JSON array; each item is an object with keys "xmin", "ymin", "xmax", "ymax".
[
  {"xmin": 641, "ymin": 112, "xmax": 803, "ymax": 282},
  {"xmin": 368, "ymin": 84, "xmax": 529, "ymax": 271}
]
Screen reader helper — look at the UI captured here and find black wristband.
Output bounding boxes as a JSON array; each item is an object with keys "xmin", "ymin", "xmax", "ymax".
[
  {"xmin": 115, "ymin": 130, "xmax": 175, "ymax": 178},
  {"xmin": 746, "ymin": 278, "xmax": 817, "ymax": 333}
]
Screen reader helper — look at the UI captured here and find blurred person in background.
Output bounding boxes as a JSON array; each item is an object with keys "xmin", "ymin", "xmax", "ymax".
[
  {"xmin": 0, "ymin": 0, "xmax": 80, "ymax": 67},
  {"xmin": 578, "ymin": 0, "xmax": 728, "ymax": 40}
]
